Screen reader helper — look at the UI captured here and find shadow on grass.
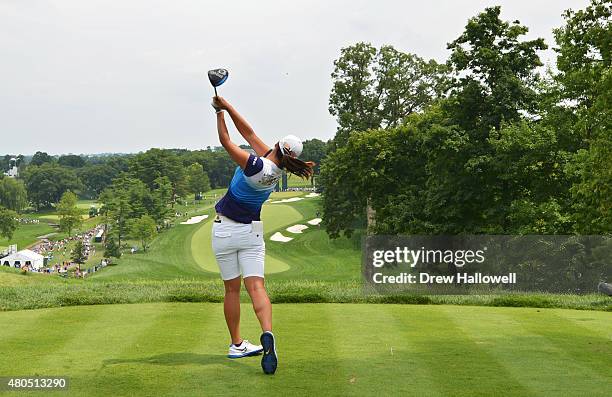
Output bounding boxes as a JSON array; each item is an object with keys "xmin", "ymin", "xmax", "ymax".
[{"xmin": 103, "ymin": 352, "xmax": 253, "ymax": 369}]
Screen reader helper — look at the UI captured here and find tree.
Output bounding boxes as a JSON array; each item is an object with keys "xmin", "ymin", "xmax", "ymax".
[
  {"xmin": 0, "ymin": 206, "xmax": 19, "ymax": 240},
  {"xmin": 319, "ymin": 119, "xmax": 428, "ymax": 237},
  {"xmin": 57, "ymin": 191, "xmax": 82, "ymax": 237},
  {"xmin": 1, "ymin": 155, "xmax": 10, "ymax": 172},
  {"xmin": 185, "ymin": 163, "xmax": 211, "ymax": 199},
  {"xmin": 129, "ymin": 215, "xmax": 157, "ymax": 252},
  {"xmin": 329, "ymin": 43, "xmax": 449, "ymax": 147},
  {"xmin": 71, "ymin": 240, "xmax": 86, "ymax": 264},
  {"xmin": 0, "ymin": 177, "xmax": 28, "ymax": 212},
  {"xmin": 375, "ymin": 46, "xmax": 450, "ymax": 128},
  {"xmin": 329, "ymin": 43, "xmax": 381, "ymax": 147},
  {"xmin": 150, "ymin": 176, "xmax": 173, "ymax": 224},
  {"xmin": 553, "ymin": 0, "xmax": 611, "ymax": 233},
  {"xmin": 129, "ymin": 149, "xmax": 187, "ymax": 206},
  {"xmin": 22, "ymin": 163, "xmax": 81, "ymax": 209},
  {"xmin": 58, "ymin": 154, "xmax": 86, "ymax": 168},
  {"xmin": 29, "ymin": 151, "xmax": 55, "ymax": 166},
  {"xmin": 445, "ymin": 6, "xmax": 547, "ymax": 133},
  {"xmin": 104, "ymin": 234, "xmax": 121, "ymax": 258},
  {"xmin": 554, "ymin": 0, "xmax": 610, "ymax": 139},
  {"xmin": 99, "ymin": 175, "xmax": 150, "ymax": 247},
  {"xmin": 301, "ymin": 139, "xmax": 328, "ymax": 174},
  {"xmin": 433, "ymin": 6, "xmax": 548, "ymax": 232},
  {"xmin": 78, "ymin": 163, "xmax": 118, "ymax": 199}
]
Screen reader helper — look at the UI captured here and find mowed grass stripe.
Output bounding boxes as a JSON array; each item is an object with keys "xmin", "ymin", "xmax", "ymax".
[
  {"xmin": 89, "ymin": 302, "xmax": 268, "ymax": 397},
  {"xmin": 167, "ymin": 302, "xmax": 279, "ymax": 396},
  {"xmin": 386, "ymin": 305, "xmax": 446, "ymax": 396},
  {"xmin": 0, "ymin": 306, "xmax": 108, "ymax": 371},
  {"xmin": 274, "ymin": 304, "xmax": 349, "ymax": 395},
  {"xmin": 392, "ymin": 305, "xmax": 532, "ymax": 397},
  {"xmin": 328, "ymin": 304, "xmax": 441, "ymax": 396},
  {"xmin": 442, "ymin": 306, "xmax": 611, "ymax": 396},
  {"xmin": 94, "ymin": 303, "xmax": 217, "ymax": 396},
  {"xmin": 31, "ymin": 305, "xmax": 164, "ymax": 378},
  {"xmin": 552, "ymin": 309, "xmax": 612, "ymax": 339},
  {"xmin": 512, "ymin": 310, "xmax": 612, "ymax": 382},
  {"xmin": 166, "ymin": 302, "xmax": 264, "ymax": 396}
]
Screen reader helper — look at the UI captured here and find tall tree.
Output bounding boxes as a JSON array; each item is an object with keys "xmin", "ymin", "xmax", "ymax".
[
  {"xmin": 103, "ymin": 235, "xmax": 121, "ymax": 258},
  {"xmin": 71, "ymin": 240, "xmax": 87, "ymax": 264},
  {"xmin": 129, "ymin": 149, "xmax": 187, "ymax": 206},
  {"xmin": 301, "ymin": 139, "xmax": 328, "ymax": 174},
  {"xmin": 57, "ymin": 191, "xmax": 82, "ymax": 237},
  {"xmin": 29, "ymin": 151, "xmax": 55, "ymax": 166},
  {"xmin": 445, "ymin": 6, "xmax": 547, "ymax": 133},
  {"xmin": 375, "ymin": 46, "xmax": 449, "ymax": 128},
  {"xmin": 77, "ymin": 163, "xmax": 118, "ymax": 199},
  {"xmin": 553, "ymin": 0, "xmax": 611, "ymax": 233},
  {"xmin": 0, "ymin": 177, "xmax": 28, "ymax": 212},
  {"xmin": 99, "ymin": 175, "xmax": 149, "ymax": 247},
  {"xmin": 329, "ymin": 43, "xmax": 449, "ymax": 148},
  {"xmin": 329, "ymin": 43, "xmax": 381, "ymax": 147},
  {"xmin": 150, "ymin": 176, "xmax": 173, "ymax": 224},
  {"xmin": 0, "ymin": 206, "xmax": 19, "ymax": 240},
  {"xmin": 22, "ymin": 163, "xmax": 81, "ymax": 209},
  {"xmin": 128, "ymin": 215, "xmax": 157, "ymax": 252},
  {"xmin": 185, "ymin": 163, "xmax": 211, "ymax": 199},
  {"xmin": 438, "ymin": 6, "xmax": 548, "ymax": 232},
  {"xmin": 58, "ymin": 154, "xmax": 86, "ymax": 168}
]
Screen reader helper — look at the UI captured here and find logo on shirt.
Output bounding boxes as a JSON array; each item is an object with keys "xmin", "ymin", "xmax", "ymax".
[{"xmin": 259, "ymin": 174, "xmax": 281, "ymax": 186}]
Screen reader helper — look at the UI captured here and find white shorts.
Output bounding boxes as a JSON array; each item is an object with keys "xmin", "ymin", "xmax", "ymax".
[{"xmin": 211, "ymin": 215, "xmax": 265, "ymax": 280}]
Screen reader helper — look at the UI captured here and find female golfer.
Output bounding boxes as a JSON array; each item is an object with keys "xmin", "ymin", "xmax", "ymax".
[{"xmin": 211, "ymin": 96, "xmax": 314, "ymax": 375}]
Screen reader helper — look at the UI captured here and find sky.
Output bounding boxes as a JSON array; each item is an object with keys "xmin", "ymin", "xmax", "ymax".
[{"xmin": 0, "ymin": 0, "xmax": 590, "ymax": 155}]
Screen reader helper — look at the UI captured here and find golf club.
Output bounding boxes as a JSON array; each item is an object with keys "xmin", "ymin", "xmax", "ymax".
[{"xmin": 208, "ymin": 68, "xmax": 229, "ymax": 97}]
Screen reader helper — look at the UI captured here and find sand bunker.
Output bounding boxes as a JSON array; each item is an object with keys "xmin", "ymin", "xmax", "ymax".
[
  {"xmin": 180, "ymin": 215, "xmax": 209, "ymax": 225},
  {"xmin": 286, "ymin": 224, "xmax": 309, "ymax": 234},
  {"xmin": 307, "ymin": 218, "xmax": 322, "ymax": 225},
  {"xmin": 305, "ymin": 192, "xmax": 320, "ymax": 198},
  {"xmin": 270, "ymin": 232, "xmax": 293, "ymax": 242},
  {"xmin": 269, "ymin": 197, "xmax": 304, "ymax": 204}
]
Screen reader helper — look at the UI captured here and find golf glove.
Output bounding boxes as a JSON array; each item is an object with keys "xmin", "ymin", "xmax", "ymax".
[{"xmin": 211, "ymin": 101, "xmax": 223, "ymax": 113}]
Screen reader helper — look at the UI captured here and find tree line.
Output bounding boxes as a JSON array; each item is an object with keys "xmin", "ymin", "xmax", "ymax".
[
  {"xmin": 320, "ymin": 1, "xmax": 610, "ymax": 237},
  {"xmin": 1, "ymin": 139, "xmax": 329, "ymax": 244}
]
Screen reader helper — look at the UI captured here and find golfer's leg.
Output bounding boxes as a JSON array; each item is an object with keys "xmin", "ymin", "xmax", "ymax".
[
  {"xmin": 223, "ymin": 276, "xmax": 243, "ymax": 345},
  {"xmin": 212, "ymin": 223, "xmax": 242, "ymax": 344},
  {"xmin": 243, "ymin": 276, "xmax": 272, "ymax": 332}
]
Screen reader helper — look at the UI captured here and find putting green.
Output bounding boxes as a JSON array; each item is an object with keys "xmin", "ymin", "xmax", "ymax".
[
  {"xmin": 0, "ymin": 303, "xmax": 609, "ymax": 396},
  {"xmin": 190, "ymin": 204, "xmax": 303, "ymax": 275}
]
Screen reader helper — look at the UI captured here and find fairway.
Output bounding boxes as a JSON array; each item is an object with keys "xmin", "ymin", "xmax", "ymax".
[
  {"xmin": 191, "ymin": 202, "xmax": 313, "ymax": 275},
  {"xmin": 0, "ymin": 303, "xmax": 609, "ymax": 396},
  {"xmin": 0, "ymin": 222, "xmax": 54, "ymax": 249}
]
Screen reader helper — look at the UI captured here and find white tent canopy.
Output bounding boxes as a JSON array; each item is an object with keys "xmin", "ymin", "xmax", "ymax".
[{"xmin": 1, "ymin": 249, "xmax": 45, "ymax": 270}]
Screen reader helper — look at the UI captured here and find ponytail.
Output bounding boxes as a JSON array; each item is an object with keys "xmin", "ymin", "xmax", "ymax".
[{"xmin": 275, "ymin": 143, "xmax": 315, "ymax": 179}]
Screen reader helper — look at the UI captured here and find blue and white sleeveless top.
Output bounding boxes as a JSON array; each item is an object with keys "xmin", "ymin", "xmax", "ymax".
[{"xmin": 215, "ymin": 154, "xmax": 282, "ymax": 223}]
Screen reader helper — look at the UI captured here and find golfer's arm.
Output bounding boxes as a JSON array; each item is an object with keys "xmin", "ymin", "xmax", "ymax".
[
  {"xmin": 226, "ymin": 106, "xmax": 271, "ymax": 157},
  {"xmin": 217, "ymin": 112, "xmax": 249, "ymax": 169}
]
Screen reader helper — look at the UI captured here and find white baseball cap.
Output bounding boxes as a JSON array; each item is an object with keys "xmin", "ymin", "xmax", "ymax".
[{"xmin": 279, "ymin": 135, "xmax": 303, "ymax": 157}]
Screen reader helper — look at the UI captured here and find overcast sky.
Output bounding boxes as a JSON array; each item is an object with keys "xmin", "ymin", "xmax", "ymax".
[{"xmin": 1, "ymin": 0, "xmax": 589, "ymax": 155}]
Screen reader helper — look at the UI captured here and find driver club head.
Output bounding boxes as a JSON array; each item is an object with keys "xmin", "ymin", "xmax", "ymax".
[{"xmin": 208, "ymin": 68, "xmax": 228, "ymax": 96}]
